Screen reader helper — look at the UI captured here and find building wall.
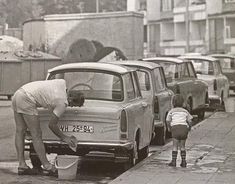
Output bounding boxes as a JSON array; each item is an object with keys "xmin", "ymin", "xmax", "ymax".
[
  {"xmin": 23, "ymin": 12, "xmax": 144, "ymax": 61},
  {"xmin": 23, "ymin": 20, "xmax": 46, "ymax": 51},
  {"xmin": 147, "ymin": 0, "xmax": 160, "ymax": 21},
  {"xmin": 206, "ymin": 0, "xmax": 222, "ymax": 15}
]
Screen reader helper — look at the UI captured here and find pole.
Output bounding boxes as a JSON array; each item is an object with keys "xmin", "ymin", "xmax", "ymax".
[
  {"xmin": 96, "ymin": 0, "xmax": 99, "ymax": 13},
  {"xmin": 185, "ymin": 0, "xmax": 190, "ymax": 52}
]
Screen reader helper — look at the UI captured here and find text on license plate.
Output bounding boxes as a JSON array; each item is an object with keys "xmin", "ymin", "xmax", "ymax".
[{"xmin": 59, "ymin": 125, "xmax": 94, "ymax": 133}]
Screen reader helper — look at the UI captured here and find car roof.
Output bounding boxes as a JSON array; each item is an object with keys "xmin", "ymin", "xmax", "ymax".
[
  {"xmin": 48, "ymin": 62, "xmax": 135, "ymax": 74},
  {"xmin": 108, "ymin": 60, "xmax": 161, "ymax": 70},
  {"xmin": 179, "ymin": 55, "xmax": 218, "ymax": 62},
  {"xmin": 143, "ymin": 57, "xmax": 186, "ymax": 64},
  {"xmin": 209, "ymin": 54, "xmax": 235, "ymax": 59}
]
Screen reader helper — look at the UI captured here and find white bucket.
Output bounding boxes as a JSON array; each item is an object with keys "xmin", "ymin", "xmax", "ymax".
[{"xmin": 55, "ymin": 155, "xmax": 80, "ymax": 180}]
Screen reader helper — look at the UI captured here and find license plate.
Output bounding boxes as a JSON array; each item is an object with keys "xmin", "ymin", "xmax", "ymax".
[{"xmin": 59, "ymin": 125, "xmax": 94, "ymax": 133}]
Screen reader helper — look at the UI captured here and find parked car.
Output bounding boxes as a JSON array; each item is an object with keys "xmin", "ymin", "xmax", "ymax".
[
  {"xmin": 109, "ymin": 60, "xmax": 174, "ymax": 145},
  {"xmin": 25, "ymin": 62, "xmax": 154, "ymax": 169},
  {"xmin": 143, "ymin": 57, "xmax": 208, "ymax": 119},
  {"xmin": 180, "ymin": 55, "xmax": 229, "ymax": 110},
  {"xmin": 209, "ymin": 54, "xmax": 235, "ymax": 93}
]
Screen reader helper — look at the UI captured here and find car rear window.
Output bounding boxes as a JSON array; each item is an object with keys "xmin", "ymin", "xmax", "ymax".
[{"xmin": 49, "ymin": 70, "xmax": 123, "ymax": 101}]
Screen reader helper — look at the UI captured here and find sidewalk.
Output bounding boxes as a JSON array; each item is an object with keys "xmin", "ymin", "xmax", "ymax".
[{"xmin": 110, "ymin": 111, "xmax": 235, "ymax": 184}]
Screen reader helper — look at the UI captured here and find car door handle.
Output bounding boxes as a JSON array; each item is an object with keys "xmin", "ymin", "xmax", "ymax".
[{"xmin": 141, "ymin": 102, "xmax": 148, "ymax": 108}]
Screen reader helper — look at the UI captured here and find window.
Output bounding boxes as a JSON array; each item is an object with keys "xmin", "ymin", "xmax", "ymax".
[
  {"xmin": 153, "ymin": 68, "xmax": 165, "ymax": 91},
  {"xmin": 161, "ymin": 0, "xmax": 173, "ymax": 11},
  {"xmin": 187, "ymin": 63, "xmax": 196, "ymax": 78},
  {"xmin": 225, "ymin": 0, "xmax": 235, "ymax": 3},
  {"xmin": 136, "ymin": 71, "xmax": 151, "ymax": 91},
  {"xmin": 123, "ymin": 73, "xmax": 135, "ymax": 100},
  {"xmin": 49, "ymin": 70, "xmax": 123, "ymax": 101},
  {"xmin": 133, "ymin": 72, "xmax": 142, "ymax": 98},
  {"xmin": 159, "ymin": 62, "xmax": 176, "ymax": 82},
  {"xmin": 214, "ymin": 61, "xmax": 222, "ymax": 75},
  {"xmin": 191, "ymin": 60, "xmax": 214, "ymax": 75},
  {"xmin": 177, "ymin": 63, "xmax": 189, "ymax": 78}
]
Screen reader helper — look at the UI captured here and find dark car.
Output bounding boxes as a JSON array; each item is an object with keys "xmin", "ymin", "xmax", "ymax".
[
  {"xmin": 143, "ymin": 57, "xmax": 209, "ymax": 120},
  {"xmin": 210, "ymin": 54, "xmax": 235, "ymax": 94}
]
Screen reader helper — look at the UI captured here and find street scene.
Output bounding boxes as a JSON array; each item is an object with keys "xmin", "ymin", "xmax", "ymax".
[{"xmin": 0, "ymin": 0, "xmax": 235, "ymax": 184}]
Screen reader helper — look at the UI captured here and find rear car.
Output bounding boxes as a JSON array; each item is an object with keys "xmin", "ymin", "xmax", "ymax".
[
  {"xmin": 180, "ymin": 55, "xmax": 229, "ymax": 110},
  {"xmin": 143, "ymin": 57, "xmax": 208, "ymax": 120},
  {"xmin": 209, "ymin": 54, "xmax": 235, "ymax": 94},
  {"xmin": 25, "ymin": 62, "xmax": 153, "ymax": 169},
  {"xmin": 109, "ymin": 60, "xmax": 173, "ymax": 145}
]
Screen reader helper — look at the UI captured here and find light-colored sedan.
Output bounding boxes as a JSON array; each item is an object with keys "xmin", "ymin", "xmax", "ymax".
[
  {"xmin": 143, "ymin": 57, "xmax": 209, "ymax": 119},
  {"xmin": 180, "ymin": 55, "xmax": 229, "ymax": 110},
  {"xmin": 209, "ymin": 54, "xmax": 235, "ymax": 93},
  {"xmin": 25, "ymin": 62, "xmax": 154, "ymax": 169},
  {"xmin": 110, "ymin": 60, "xmax": 174, "ymax": 145}
]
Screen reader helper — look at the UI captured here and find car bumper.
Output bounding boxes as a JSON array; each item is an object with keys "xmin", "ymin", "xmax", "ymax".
[
  {"xmin": 154, "ymin": 120, "xmax": 164, "ymax": 127},
  {"xmin": 25, "ymin": 139, "xmax": 133, "ymax": 162}
]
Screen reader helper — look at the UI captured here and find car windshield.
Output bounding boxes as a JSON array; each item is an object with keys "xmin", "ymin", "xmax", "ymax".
[
  {"xmin": 218, "ymin": 58, "xmax": 235, "ymax": 70},
  {"xmin": 48, "ymin": 70, "xmax": 123, "ymax": 101},
  {"xmin": 191, "ymin": 60, "xmax": 214, "ymax": 75}
]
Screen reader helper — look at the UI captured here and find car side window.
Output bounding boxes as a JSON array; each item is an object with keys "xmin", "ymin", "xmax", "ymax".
[
  {"xmin": 133, "ymin": 72, "xmax": 142, "ymax": 98},
  {"xmin": 123, "ymin": 73, "xmax": 136, "ymax": 100},
  {"xmin": 188, "ymin": 63, "xmax": 196, "ymax": 78},
  {"xmin": 153, "ymin": 68, "xmax": 165, "ymax": 91},
  {"xmin": 177, "ymin": 63, "xmax": 189, "ymax": 78},
  {"xmin": 214, "ymin": 61, "xmax": 222, "ymax": 75},
  {"xmin": 136, "ymin": 70, "xmax": 151, "ymax": 91}
]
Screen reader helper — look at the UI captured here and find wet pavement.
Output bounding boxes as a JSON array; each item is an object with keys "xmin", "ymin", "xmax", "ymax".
[
  {"xmin": 0, "ymin": 97, "xmax": 235, "ymax": 183},
  {"xmin": 110, "ymin": 111, "xmax": 235, "ymax": 184}
]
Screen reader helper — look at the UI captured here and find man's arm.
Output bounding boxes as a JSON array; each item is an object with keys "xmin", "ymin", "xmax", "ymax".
[
  {"xmin": 48, "ymin": 113, "xmax": 66, "ymax": 140},
  {"xmin": 48, "ymin": 113, "xmax": 76, "ymax": 147}
]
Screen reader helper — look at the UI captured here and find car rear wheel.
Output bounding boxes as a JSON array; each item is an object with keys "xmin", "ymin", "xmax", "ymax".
[
  {"xmin": 151, "ymin": 125, "xmax": 166, "ymax": 145},
  {"xmin": 139, "ymin": 145, "xmax": 149, "ymax": 160},
  {"xmin": 197, "ymin": 109, "xmax": 205, "ymax": 120},
  {"xmin": 124, "ymin": 138, "xmax": 139, "ymax": 170}
]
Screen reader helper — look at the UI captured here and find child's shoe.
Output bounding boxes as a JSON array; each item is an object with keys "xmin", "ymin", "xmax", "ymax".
[
  {"xmin": 168, "ymin": 160, "xmax": 176, "ymax": 167},
  {"xmin": 180, "ymin": 160, "xmax": 187, "ymax": 168}
]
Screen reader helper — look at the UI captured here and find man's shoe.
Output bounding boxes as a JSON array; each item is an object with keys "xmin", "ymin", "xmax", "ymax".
[{"xmin": 18, "ymin": 166, "xmax": 38, "ymax": 175}]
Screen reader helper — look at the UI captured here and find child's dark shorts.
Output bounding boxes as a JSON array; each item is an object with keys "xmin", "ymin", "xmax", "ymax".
[{"xmin": 171, "ymin": 125, "xmax": 189, "ymax": 140}]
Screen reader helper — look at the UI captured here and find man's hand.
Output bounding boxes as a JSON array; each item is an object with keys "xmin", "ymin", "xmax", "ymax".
[{"xmin": 63, "ymin": 136, "xmax": 78, "ymax": 148}]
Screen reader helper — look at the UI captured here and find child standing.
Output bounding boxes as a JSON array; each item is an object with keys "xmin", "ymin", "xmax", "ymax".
[{"xmin": 166, "ymin": 94, "xmax": 193, "ymax": 167}]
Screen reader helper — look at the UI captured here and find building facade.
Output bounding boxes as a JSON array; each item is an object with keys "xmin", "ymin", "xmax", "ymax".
[{"xmin": 145, "ymin": 0, "xmax": 235, "ymax": 56}]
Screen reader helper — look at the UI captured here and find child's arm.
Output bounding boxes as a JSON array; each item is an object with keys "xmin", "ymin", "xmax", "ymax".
[
  {"xmin": 186, "ymin": 119, "xmax": 192, "ymax": 131},
  {"xmin": 166, "ymin": 111, "xmax": 172, "ymax": 132}
]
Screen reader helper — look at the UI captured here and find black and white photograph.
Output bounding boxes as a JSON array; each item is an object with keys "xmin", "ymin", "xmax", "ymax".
[{"xmin": 0, "ymin": 0, "xmax": 235, "ymax": 183}]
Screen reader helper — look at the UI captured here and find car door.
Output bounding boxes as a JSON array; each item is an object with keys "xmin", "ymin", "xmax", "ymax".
[
  {"xmin": 152, "ymin": 67, "xmax": 172, "ymax": 122},
  {"xmin": 123, "ymin": 72, "xmax": 152, "ymax": 149},
  {"xmin": 214, "ymin": 61, "xmax": 229, "ymax": 99},
  {"xmin": 187, "ymin": 62, "xmax": 206, "ymax": 108}
]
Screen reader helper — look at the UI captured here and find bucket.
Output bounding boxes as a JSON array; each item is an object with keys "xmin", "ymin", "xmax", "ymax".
[{"xmin": 55, "ymin": 155, "xmax": 80, "ymax": 180}]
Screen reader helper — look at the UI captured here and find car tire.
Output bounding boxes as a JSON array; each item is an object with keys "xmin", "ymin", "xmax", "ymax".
[
  {"xmin": 151, "ymin": 126, "xmax": 166, "ymax": 145},
  {"xmin": 139, "ymin": 145, "xmax": 149, "ymax": 161},
  {"xmin": 197, "ymin": 109, "xmax": 205, "ymax": 120},
  {"xmin": 124, "ymin": 138, "xmax": 139, "ymax": 170}
]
